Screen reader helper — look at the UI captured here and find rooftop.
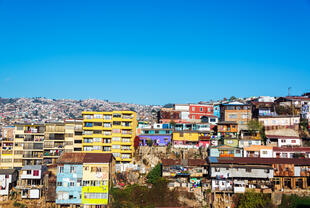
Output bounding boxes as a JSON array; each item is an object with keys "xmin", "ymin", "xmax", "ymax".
[
  {"xmin": 208, "ymin": 157, "xmax": 310, "ymax": 165},
  {"xmin": 57, "ymin": 153, "xmax": 114, "ymax": 164}
]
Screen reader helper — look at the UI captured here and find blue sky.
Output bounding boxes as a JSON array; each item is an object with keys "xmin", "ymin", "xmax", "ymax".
[{"xmin": 0, "ymin": 0, "xmax": 309, "ymax": 105}]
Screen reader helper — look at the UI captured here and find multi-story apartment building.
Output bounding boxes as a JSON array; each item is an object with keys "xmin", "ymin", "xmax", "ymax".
[
  {"xmin": 82, "ymin": 111, "xmax": 137, "ymax": 163},
  {"xmin": 56, "ymin": 153, "xmax": 115, "ymax": 208},
  {"xmin": 44, "ymin": 120, "xmax": 84, "ymax": 165},
  {"xmin": 21, "ymin": 124, "xmax": 45, "ymax": 166},
  {"xmin": 44, "ymin": 123, "xmax": 66, "ymax": 166},
  {"xmin": 0, "ymin": 126, "xmax": 15, "ymax": 168},
  {"xmin": 65, "ymin": 120, "xmax": 83, "ymax": 153}
]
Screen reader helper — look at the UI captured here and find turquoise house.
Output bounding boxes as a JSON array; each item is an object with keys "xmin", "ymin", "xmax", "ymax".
[{"xmin": 56, "ymin": 164, "xmax": 83, "ymax": 205}]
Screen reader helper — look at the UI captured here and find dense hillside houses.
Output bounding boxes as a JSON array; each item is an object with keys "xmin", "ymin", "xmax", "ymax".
[{"xmin": 0, "ymin": 93, "xmax": 309, "ymax": 207}]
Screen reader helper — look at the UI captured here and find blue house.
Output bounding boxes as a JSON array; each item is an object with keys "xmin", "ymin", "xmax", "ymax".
[
  {"xmin": 56, "ymin": 164, "xmax": 83, "ymax": 205},
  {"xmin": 213, "ymin": 104, "xmax": 220, "ymax": 118}
]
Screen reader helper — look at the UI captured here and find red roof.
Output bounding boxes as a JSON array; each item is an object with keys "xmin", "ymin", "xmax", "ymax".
[{"xmin": 57, "ymin": 153, "xmax": 114, "ymax": 164}]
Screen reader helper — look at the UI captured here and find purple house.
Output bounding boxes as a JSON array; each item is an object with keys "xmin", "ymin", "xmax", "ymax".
[{"xmin": 139, "ymin": 129, "xmax": 172, "ymax": 146}]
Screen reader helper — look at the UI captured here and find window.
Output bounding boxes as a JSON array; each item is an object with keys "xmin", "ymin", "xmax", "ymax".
[
  {"xmin": 93, "ymin": 146, "xmax": 101, "ymax": 150},
  {"xmin": 83, "ymin": 181, "xmax": 90, "ymax": 186},
  {"xmin": 113, "ymin": 121, "xmax": 121, "ymax": 126},
  {"xmin": 69, "ymin": 195, "xmax": 74, "ymax": 199},
  {"xmin": 94, "ymin": 114, "xmax": 103, "ymax": 119},
  {"xmin": 93, "ymin": 130, "xmax": 102, "ymax": 134},
  {"xmin": 281, "ymin": 140, "xmax": 286, "ymax": 143},
  {"xmin": 91, "ymin": 181, "xmax": 96, "ymax": 186},
  {"xmin": 84, "ymin": 192, "xmax": 108, "ymax": 199},
  {"xmin": 27, "ymin": 170, "xmax": 31, "ymax": 175},
  {"xmin": 84, "ymin": 138, "xmax": 93, "ymax": 143},
  {"xmin": 59, "ymin": 166, "xmax": 64, "ymax": 173},
  {"xmin": 83, "ymin": 146, "xmax": 93, "ymax": 151},
  {"xmin": 228, "ymin": 114, "xmax": 237, "ymax": 119},
  {"xmin": 84, "ymin": 122, "xmax": 93, "ymax": 127},
  {"xmin": 93, "ymin": 122, "xmax": 102, "ymax": 127},
  {"xmin": 57, "ymin": 181, "xmax": 62, "ymax": 186},
  {"xmin": 33, "ymin": 170, "xmax": 39, "ymax": 176},
  {"xmin": 241, "ymin": 114, "xmax": 248, "ymax": 119},
  {"xmin": 227, "ymin": 140, "xmax": 233, "ymax": 144},
  {"xmin": 70, "ymin": 166, "xmax": 76, "ymax": 173},
  {"xmin": 93, "ymin": 138, "xmax": 102, "ymax": 142},
  {"xmin": 246, "ymin": 168, "xmax": 251, "ymax": 172},
  {"xmin": 262, "ymin": 151, "xmax": 268, "ymax": 155},
  {"xmin": 200, "ymin": 107, "xmax": 203, "ymax": 112},
  {"xmin": 112, "ymin": 137, "xmax": 121, "ymax": 142},
  {"xmin": 70, "ymin": 181, "xmax": 74, "ymax": 186},
  {"xmin": 122, "ymin": 138, "xmax": 131, "ymax": 143},
  {"xmin": 112, "ymin": 145, "xmax": 120, "ymax": 149},
  {"xmin": 77, "ymin": 179, "xmax": 82, "ymax": 186},
  {"xmin": 113, "ymin": 152, "xmax": 120, "ymax": 158},
  {"xmin": 292, "ymin": 140, "xmax": 296, "ymax": 143},
  {"xmin": 192, "ymin": 107, "xmax": 195, "ymax": 111},
  {"xmin": 264, "ymin": 169, "xmax": 270, "ymax": 173}
]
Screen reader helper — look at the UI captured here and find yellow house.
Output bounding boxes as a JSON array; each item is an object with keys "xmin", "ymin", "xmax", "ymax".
[
  {"xmin": 56, "ymin": 153, "xmax": 115, "ymax": 208},
  {"xmin": 172, "ymin": 131, "xmax": 200, "ymax": 146},
  {"xmin": 82, "ymin": 111, "xmax": 137, "ymax": 163}
]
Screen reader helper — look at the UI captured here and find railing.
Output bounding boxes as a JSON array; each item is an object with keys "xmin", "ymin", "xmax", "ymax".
[
  {"xmin": 2, "ymin": 150, "xmax": 13, "ymax": 154},
  {"xmin": 1, "ymin": 138, "xmax": 14, "ymax": 141}
]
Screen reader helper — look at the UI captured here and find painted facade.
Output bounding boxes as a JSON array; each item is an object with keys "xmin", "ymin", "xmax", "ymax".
[
  {"xmin": 56, "ymin": 153, "xmax": 115, "ymax": 208},
  {"xmin": 189, "ymin": 104, "xmax": 213, "ymax": 120},
  {"xmin": 82, "ymin": 111, "xmax": 137, "ymax": 163},
  {"xmin": 56, "ymin": 164, "xmax": 83, "ymax": 205}
]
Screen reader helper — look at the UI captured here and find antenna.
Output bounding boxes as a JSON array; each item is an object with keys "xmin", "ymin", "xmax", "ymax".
[{"xmin": 288, "ymin": 87, "xmax": 291, "ymax": 96}]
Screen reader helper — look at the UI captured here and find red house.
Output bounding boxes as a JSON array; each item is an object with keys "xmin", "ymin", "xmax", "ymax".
[{"xmin": 189, "ymin": 104, "xmax": 213, "ymax": 120}]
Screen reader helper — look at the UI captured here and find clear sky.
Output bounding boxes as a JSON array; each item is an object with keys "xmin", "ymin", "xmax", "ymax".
[{"xmin": 0, "ymin": 0, "xmax": 309, "ymax": 105}]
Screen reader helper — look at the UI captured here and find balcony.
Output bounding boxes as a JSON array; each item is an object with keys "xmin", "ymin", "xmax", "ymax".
[
  {"xmin": 44, "ymin": 151, "xmax": 63, "ymax": 157},
  {"xmin": 123, "ymin": 115, "xmax": 133, "ymax": 119},
  {"xmin": 23, "ymin": 153, "xmax": 43, "ymax": 158},
  {"xmin": 1, "ymin": 138, "xmax": 14, "ymax": 142},
  {"xmin": 2, "ymin": 150, "xmax": 13, "ymax": 155}
]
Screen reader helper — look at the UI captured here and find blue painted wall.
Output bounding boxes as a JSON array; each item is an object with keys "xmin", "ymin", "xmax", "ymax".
[
  {"xmin": 56, "ymin": 164, "xmax": 83, "ymax": 205},
  {"xmin": 213, "ymin": 105, "xmax": 220, "ymax": 118}
]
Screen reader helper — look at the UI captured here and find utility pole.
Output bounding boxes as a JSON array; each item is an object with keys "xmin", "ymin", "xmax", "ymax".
[{"xmin": 288, "ymin": 87, "xmax": 291, "ymax": 97}]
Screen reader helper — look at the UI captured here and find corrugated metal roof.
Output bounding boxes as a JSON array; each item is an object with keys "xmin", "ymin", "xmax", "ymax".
[{"xmin": 22, "ymin": 165, "xmax": 42, "ymax": 170}]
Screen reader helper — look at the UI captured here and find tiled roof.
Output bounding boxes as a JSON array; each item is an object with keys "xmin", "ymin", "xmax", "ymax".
[{"xmin": 57, "ymin": 153, "xmax": 114, "ymax": 164}]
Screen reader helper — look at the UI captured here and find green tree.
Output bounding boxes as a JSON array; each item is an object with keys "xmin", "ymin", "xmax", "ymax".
[
  {"xmin": 146, "ymin": 164, "xmax": 161, "ymax": 184},
  {"xmin": 229, "ymin": 96, "xmax": 237, "ymax": 101},
  {"xmin": 247, "ymin": 119, "xmax": 263, "ymax": 135},
  {"xmin": 234, "ymin": 191, "xmax": 273, "ymax": 208}
]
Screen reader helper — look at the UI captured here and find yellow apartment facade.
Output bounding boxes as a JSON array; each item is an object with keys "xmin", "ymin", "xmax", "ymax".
[{"xmin": 82, "ymin": 111, "xmax": 137, "ymax": 163}]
